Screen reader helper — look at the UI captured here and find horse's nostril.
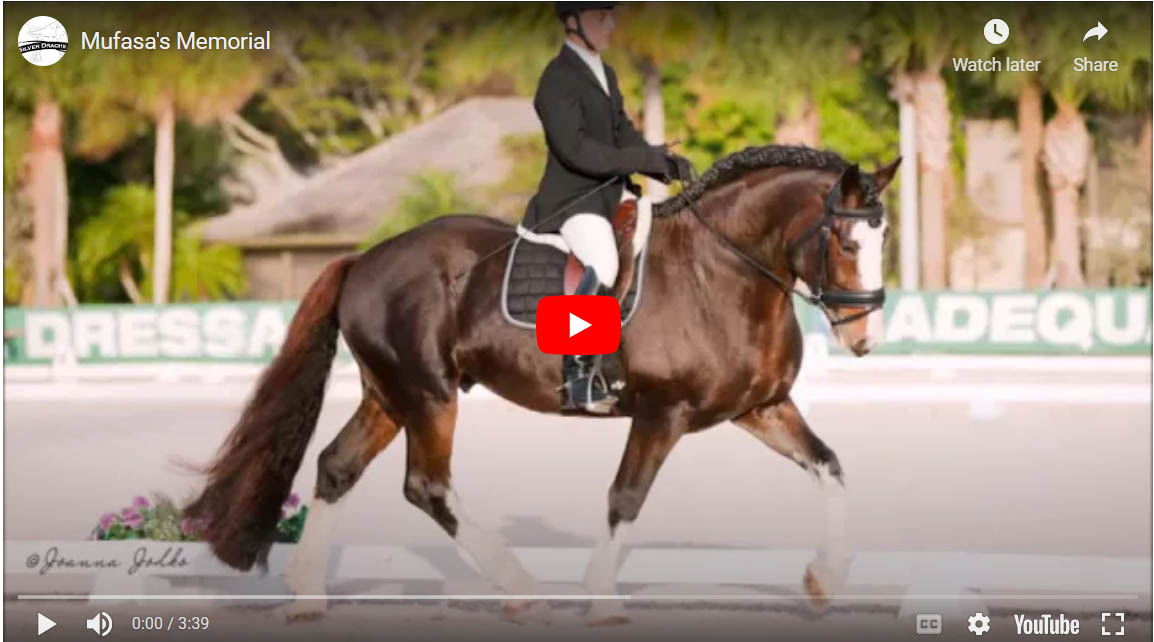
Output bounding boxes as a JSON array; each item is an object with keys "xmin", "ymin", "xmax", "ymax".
[{"xmin": 852, "ymin": 337, "xmax": 871, "ymax": 355}]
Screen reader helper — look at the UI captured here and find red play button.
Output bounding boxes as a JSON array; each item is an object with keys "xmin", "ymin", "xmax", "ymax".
[{"xmin": 536, "ymin": 295, "xmax": 621, "ymax": 355}]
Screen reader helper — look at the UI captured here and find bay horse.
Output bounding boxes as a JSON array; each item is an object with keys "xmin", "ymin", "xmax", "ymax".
[{"xmin": 184, "ymin": 145, "xmax": 900, "ymax": 624}]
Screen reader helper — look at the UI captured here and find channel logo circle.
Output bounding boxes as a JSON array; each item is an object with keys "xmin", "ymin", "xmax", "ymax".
[{"xmin": 18, "ymin": 16, "xmax": 68, "ymax": 66}]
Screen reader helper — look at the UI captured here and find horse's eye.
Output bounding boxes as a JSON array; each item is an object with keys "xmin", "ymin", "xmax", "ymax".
[{"xmin": 869, "ymin": 217, "xmax": 882, "ymax": 229}]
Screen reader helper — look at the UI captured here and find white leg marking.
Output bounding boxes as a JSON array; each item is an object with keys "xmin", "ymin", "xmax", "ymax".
[
  {"xmin": 851, "ymin": 219, "xmax": 887, "ymax": 348},
  {"xmin": 444, "ymin": 491, "xmax": 540, "ymax": 595},
  {"xmin": 282, "ymin": 495, "xmax": 344, "ymax": 620},
  {"xmin": 819, "ymin": 465, "xmax": 850, "ymax": 563},
  {"xmin": 583, "ymin": 521, "xmax": 630, "ymax": 623},
  {"xmin": 804, "ymin": 463, "xmax": 851, "ymax": 607},
  {"xmin": 285, "ymin": 496, "xmax": 343, "ymax": 596}
]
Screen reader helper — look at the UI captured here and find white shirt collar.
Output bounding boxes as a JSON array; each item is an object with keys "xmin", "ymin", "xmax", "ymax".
[{"xmin": 565, "ymin": 39, "xmax": 609, "ymax": 95}]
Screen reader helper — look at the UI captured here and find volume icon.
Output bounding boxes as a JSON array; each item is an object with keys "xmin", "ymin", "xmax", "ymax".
[{"xmin": 85, "ymin": 611, "xmax": 112, "ymax": 637}]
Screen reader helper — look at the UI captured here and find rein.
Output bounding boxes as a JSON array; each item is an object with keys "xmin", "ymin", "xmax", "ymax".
[{"xmin": 682, "ymin": 167, "xmax": 885, "ymax": 326}]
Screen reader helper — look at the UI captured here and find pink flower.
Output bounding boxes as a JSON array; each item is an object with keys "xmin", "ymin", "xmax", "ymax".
[
  {"xmin": 132, "ymin": 496, "xmax": 150, "ymax": 508},
  {"xmin": 122, "ymin": 509, "xmax": 143, "ymax": 528},
  {"xmin": 99, "ymin": 512, "xmax": 118, "ymax": 530},
  {"xmin": 181, "ymin": 517, "xmax": 206, "ymax": 537},
  {"xmin": 284, "ymin": 492, "xmax": 300, "ymax": 508}
]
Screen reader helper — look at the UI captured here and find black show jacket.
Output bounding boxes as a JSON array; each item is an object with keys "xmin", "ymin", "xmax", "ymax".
[{"xmin": 521, "ymin": 44, "xmax": 667, "ymax": 233}]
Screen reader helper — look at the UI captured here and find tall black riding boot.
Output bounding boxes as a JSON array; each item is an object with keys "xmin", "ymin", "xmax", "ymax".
[{"xmin": 561, "ymin": 266, "xmax": 615, "ymax": 414}]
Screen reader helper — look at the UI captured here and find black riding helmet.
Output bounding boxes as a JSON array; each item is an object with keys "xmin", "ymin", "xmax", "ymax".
[{"xmin": 555, "ymin": 1, "xmax": 619, "ymax": 52}]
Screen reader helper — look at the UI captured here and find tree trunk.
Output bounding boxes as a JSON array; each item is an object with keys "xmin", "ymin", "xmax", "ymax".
[
  {"xmin": 912, "ymin": 70, "xmax": 950, "ymax": 289},
  {"xmin": 1042, "ymin": 98, "xmax": 1090, "ymax": 287},
  {"xmin": 774, "ymin": 93, "xmax": 820, "ymax": 147},
  {"xmin": 641, "ymin": 61, "xmax": 668, "ymax": 201},
  {"xmin": 1018, "ymin": 81, "xmax": 1047, "ymax": 287},
  {"xmin": 28, "ymin": 96, "xmax": 69, "ymax": 306},
  {"xmin": 118, "ymin": 257, "xmax": 144, "ymax": 304},
  {"xmin": 153, "ymin": 94, "xmax": 176, "ymax": 304},
  {"xmin": 891, "ymin": 73, "xmax": 920, "ymax": 289},
  {"xmin": 1140, "ymin": 112, "xmax": 1152, "ymax": 194}
]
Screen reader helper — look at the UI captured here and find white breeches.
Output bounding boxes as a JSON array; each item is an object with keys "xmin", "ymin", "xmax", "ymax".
[
  {"xmin": 515, "ymin": 192, "xmax": 652, "ymax": 290},
  {"xmin": 560, "ymin": 214, "xmax": 618, "ymax": 288}
]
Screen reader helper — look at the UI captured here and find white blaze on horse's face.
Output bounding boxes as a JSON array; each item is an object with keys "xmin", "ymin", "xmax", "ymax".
[{"xmin": 849, "ymin": 217, "xmax": 887, "ymax": 352}]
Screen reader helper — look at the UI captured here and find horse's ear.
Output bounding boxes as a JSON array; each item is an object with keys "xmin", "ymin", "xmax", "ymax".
[
  {"xmin": 837, "ymin": 163, "xmax": 864, "ymax": 203},
  {"xmin": 872, "ymin": 157, "xmax": 902, "ymax": 192}
]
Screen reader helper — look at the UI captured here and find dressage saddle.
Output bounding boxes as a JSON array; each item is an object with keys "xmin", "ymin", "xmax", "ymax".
[
  {"xmin": 501, "ymin": 198, "xmax": 653, "ymax": 415},
  {"xmin": 502, "ymin": 198, "xmax": 651, "ymax": 327}
]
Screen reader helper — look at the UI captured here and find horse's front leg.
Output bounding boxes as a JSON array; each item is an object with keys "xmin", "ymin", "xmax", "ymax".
[
  {"xmin": 582, "ymin": 412, "xmax": 684, "ymax": 626},
  {"xmin": 734, "ymin": 396, "xmax": 849, "ymax": 611}
]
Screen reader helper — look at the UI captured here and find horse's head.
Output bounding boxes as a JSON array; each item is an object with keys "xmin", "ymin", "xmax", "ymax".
[{"xmin": 789, "ymin": 158, "xmax": 900, "ymax": 356}]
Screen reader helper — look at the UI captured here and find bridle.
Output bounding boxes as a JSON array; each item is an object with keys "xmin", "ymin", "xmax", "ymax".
[{"xmin": 686, "ymin": 166, "xmax": 886, "ymax": 326}]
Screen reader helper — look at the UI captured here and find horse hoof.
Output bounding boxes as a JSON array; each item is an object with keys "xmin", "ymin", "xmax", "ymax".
[
  {"xmin": 588, "ymin": 614, "xmax": 631, "ymax": 627},
  {"xmin": 587, "ymin": 603, "xmax": 630, "ymax": 627},
  {"xmin": 280, "ymin": 601, "xmax": 326, "ymax": 623},
  {"xmin": 803, "ymin": 563, "xmax": 832, "ymax": 613},
  {"xmin": 502, "ymin": 599, "xmax": 551, "ymax": 624}
]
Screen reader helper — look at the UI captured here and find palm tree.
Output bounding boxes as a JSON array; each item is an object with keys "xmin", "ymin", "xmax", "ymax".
[
  {"xmin": 1035, "ymin": 4, "xmax": 1149, "ymax": 287},
  {"xmin": 981, "ymin": 7, "xmax": 1049, "ymax": 286},
  {"xmin": 3, "ymin": 8, "xmax": 94, "ymax": 306},
  {"xmin": 438, "ymin": 3, "xmax": 557, "ymax": 99},
  {"xmin": 614, "ymin": 3, "xmax": 711, "ymax": 199},
  {"xmin": 877, "ymin": 4, "xmax": 978, "ymax": 289},
  {"xmin": 723, "ymin": 4, "xmax": 865, "ymax": 148},
  {"xmin": 106, "ymin": 7, "xmax": 264, "ymax": 303}
]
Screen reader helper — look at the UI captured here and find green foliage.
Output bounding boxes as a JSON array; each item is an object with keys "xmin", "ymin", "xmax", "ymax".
[
  {"xmin": 75, "ymin": 184, "xmax": 245, "ymax": 302},
  {"xmin": 169, "ymin": 226, "xmax": 247, "ymax": 302},
  {"xmin": 3, "ymin": 4, "xmax": 1151, "ymax": 298},
  {"xmin": 361, "ymin": 171, "xmax": 477, "ymax": 248},
  {"xmin": 76, "ymin": 183, "xmax": 157, "ymax": 297},
  {"xmin": 4, "ymin": 262, "xmax": 23, "ymax": 304},
  {"xmin": 276, "ymin": 505, "xmax": 310, "ymax": 543},
  {"xmin": 91, "ymin": 495, "xmax": 196, "ymax": 542}
]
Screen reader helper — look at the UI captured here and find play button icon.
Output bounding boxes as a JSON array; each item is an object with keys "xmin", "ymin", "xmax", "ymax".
[
  {"xmin": 569, "ymin": 312, "xmax": 591, "ymax": 337},
  {"xmin": 536, "ymin": 295, "xmax": 621, "ymax": 355},
  {"xmin": 37, "ymin": 613, "xmax": 56, "ymax": 635}
]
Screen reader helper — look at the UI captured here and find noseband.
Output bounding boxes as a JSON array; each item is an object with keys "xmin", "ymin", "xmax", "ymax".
[{"xmin": 686, "ymin": 167, "xmax": 886, "ymax": 327}]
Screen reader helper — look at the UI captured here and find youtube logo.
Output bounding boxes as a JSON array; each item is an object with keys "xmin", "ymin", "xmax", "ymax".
[{"xmin": 536, "ymin": 295, "xmax": 621, "ymax": 355}]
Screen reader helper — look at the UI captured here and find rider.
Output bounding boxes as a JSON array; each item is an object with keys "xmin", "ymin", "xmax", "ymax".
[{"xmin": 522, "ymin": 1, "xmax": 693, "ymax": 413}]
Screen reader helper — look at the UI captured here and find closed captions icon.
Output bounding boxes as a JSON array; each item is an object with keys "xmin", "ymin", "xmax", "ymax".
[
  {"xmin": 916, "ymin": 613, "xmax": 943, "ymax": 635},
  {"xmin": 984, "ymin": 18, "xmax": 1009, "ymax": 45}
]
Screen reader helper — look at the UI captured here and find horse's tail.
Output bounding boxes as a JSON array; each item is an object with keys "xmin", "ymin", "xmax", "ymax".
[{"xmin": 183, "ymin": 254, "xmax": 357, "ymax": 571}]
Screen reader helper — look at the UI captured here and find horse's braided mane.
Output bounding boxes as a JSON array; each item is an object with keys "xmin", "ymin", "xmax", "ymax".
[{"xmin": 653, "ymin": 144, "xmax": 853, "ymax": 217}]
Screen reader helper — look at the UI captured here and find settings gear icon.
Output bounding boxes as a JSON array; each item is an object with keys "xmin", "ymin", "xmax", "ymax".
[{"xmin": 967, "ymin": 612, "xmax": 992, "ymax": 636}]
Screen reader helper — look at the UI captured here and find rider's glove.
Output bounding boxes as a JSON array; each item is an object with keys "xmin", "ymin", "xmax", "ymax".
[{"xmin": 663, "ymin": 151, "xmax": 695, "ymax": 183}]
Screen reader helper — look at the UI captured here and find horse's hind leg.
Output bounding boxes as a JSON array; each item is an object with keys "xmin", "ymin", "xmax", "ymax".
[
  {"xmin": 401, "ymin": 397, "xmax": 548, "ymax": 622},
  {"xmin": 282, "ymin": 391, "xmax": 400, "ymax": 621},
  {"xmin": 734, "ymin": 396, "xmax": 848, "ymax": 611}
]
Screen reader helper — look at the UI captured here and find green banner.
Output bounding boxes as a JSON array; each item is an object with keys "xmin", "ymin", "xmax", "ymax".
[
  {"xmin": 3, "ymin": 302, "xmax": 352, "ymax": 364},
  {"xmin": 805, "ymin": 289, "xmax": 1152, "ymax": 355},
  {"xmin": 3, "ymin": 290, "xmax": 1151, "ymax": 365}
]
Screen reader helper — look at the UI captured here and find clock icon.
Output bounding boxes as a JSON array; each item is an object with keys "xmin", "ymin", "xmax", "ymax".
[{"xmin": 984, "ymin": 18, "xmax": 1010, "ymax": 45}]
